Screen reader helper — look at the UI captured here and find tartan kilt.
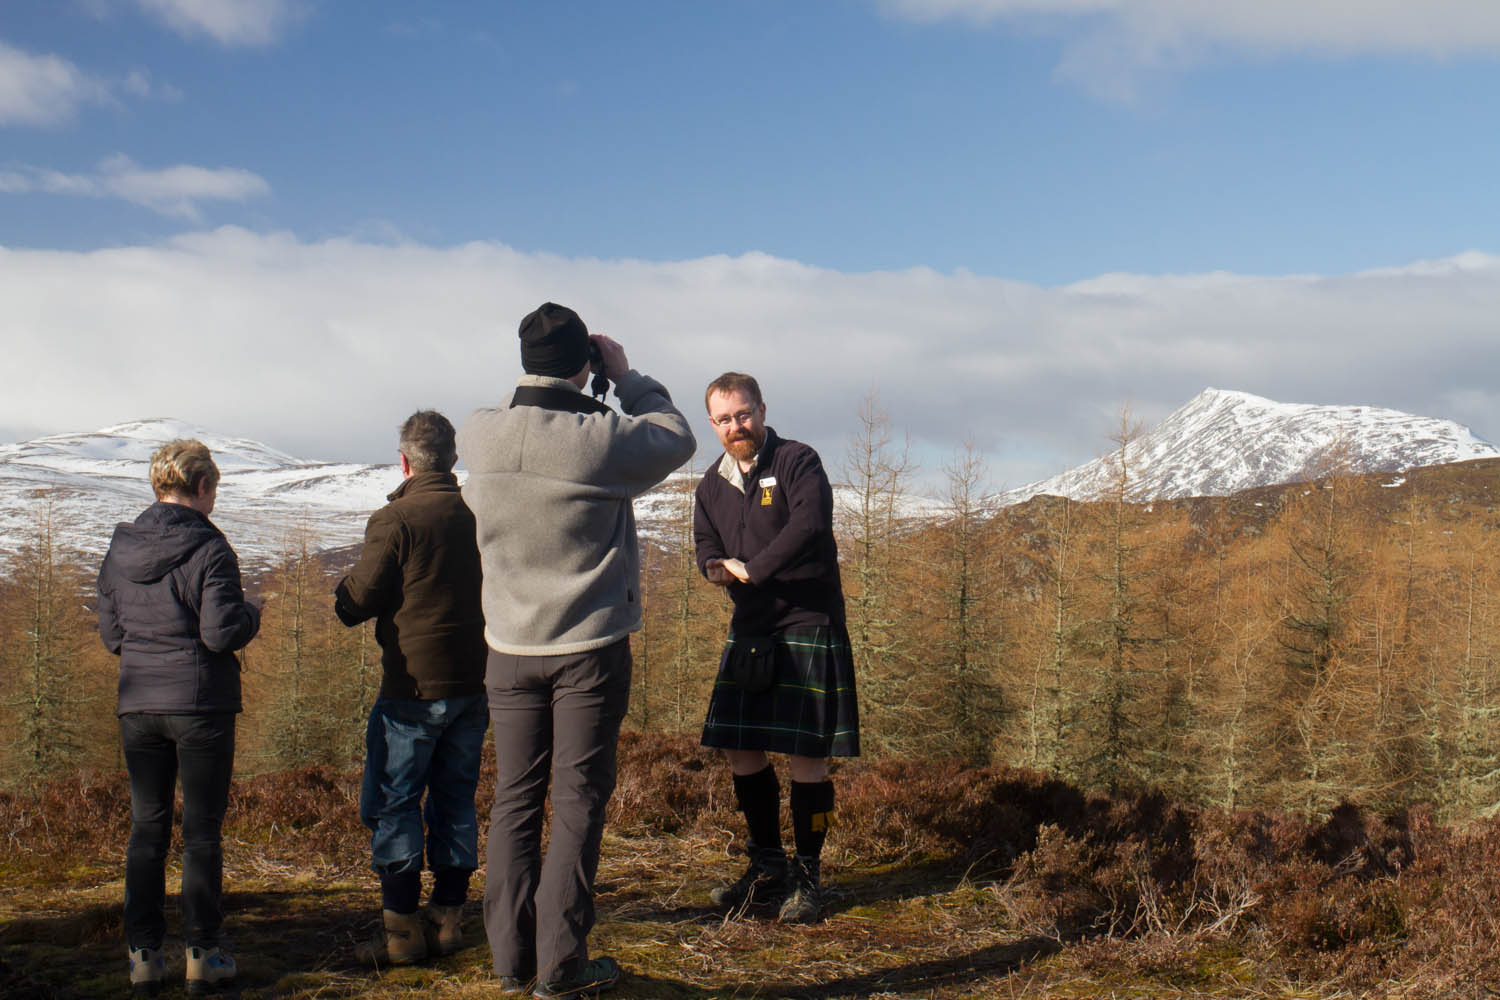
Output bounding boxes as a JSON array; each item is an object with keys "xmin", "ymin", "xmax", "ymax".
[{"xmin": 700, "ymin": 624, "xmax": 860, "ymax": 758}]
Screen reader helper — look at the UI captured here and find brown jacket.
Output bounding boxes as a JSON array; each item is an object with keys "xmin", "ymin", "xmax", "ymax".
[{"xmin": 334, "ymin": 471, "xmax": 486, "ymax": 699}]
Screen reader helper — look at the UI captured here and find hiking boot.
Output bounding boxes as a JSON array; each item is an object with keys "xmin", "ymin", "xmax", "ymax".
[
  {"xmin": 710, "ymin": 843, "xmax": 788, "ymax": 911},
  {"xmin": 532, "ymin": 956, "xmax": 622, "ymax": 999},
  {"xmin": 127, "ymin": 946, "xmax": 165, "ymax": 996},
  {"xmin": 355, "ymin": 908, "xmax": 428, "ymax": 965},
  {"xmin": 423, "ymin": 903, "xmax": 464, "ymax": 956},
  {"xmin": 778, "ymin": 854, "xmax": 823, "ymax": 924},
  {"xmin": 499, "ymin": 973, "xmax": 535, "ymax": 995},
  {"xmin": 184, "ymin": 946, "xmax": 236, "ymax": 995}
]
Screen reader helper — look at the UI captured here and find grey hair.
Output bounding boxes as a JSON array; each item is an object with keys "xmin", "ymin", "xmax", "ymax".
[{"xmin": 399, "ymin": 410, "xmax": 457, "ymax": 474}]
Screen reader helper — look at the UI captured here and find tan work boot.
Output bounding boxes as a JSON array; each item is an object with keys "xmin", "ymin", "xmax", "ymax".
[
  {"xmin": 423, "ymin": 903, "xmax": 464, "ymax": 956},
  {"xmin": 355, "ymin": 908, "xmax": 428, "ymax": 965}
]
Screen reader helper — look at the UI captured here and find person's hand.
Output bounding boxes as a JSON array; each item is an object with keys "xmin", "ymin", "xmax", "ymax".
[
  {"xmin": 720, "ymin": 558, "xmax": 751, "ymax": 584},
  {"xmin": 705, "ymin": 558, "xmax": 732, "ymax": 586},
  {"xmin": 590, "ymin": 334, "xmax": 629, "ymax": 382}
]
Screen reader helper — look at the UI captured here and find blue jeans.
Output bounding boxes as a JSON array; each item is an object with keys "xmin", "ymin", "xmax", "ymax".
[
  {"xmin": 360, "ymin": 695, "xmax": 488, "ymax": 881},
  {"xmin": 121, "ymin": 712, "xmax": 236, "ymax": 951}
]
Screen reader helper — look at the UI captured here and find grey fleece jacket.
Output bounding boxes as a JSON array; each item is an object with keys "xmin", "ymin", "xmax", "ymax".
[{"xmin": 458, "ymin": 370, "xmax": 696, "ymax": 655}]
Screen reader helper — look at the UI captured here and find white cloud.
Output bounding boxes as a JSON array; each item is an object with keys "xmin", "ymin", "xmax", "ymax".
[
  {"xmin": 122, "ymin": 68, "xmax": 183, "ymax": 102},
  {"xmin": 882, "ymin": 0, "xmax": 1500, "ymax": 52},
  {"xmin": 879, "ymin": 0, "xmax": 1500, "ymax": 101},
  {"xmin": 0, "ymin": 41, "xmax": 114, "ymax": 125},
  {"xmin": 135, "ymin": 0, "xmax": 306, "ymax": 46},
  {"xmin": 0, "ymin": 156, "xmax": 270, "ymax": 219},
  {"xmin": 1, "ymin": 229, "xmax": 1496, "ymax": 494}
]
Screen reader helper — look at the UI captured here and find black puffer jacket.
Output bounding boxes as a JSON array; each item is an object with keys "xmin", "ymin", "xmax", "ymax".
[{"xmin": 98, "ymin": 502, "xmax": 261, "ymax": 715}]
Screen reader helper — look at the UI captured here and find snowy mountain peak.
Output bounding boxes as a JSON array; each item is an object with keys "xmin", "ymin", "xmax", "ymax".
[
  {"xmin": 0, "ymin": 418, "xmax": 305, "ymax": 472},
  {"xmin": 1003, "ymin": 389, "xmax": 1500, "ymax": 505}
]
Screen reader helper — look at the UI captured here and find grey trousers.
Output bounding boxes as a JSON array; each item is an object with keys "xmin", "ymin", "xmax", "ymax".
[{"xmin": 483, "ymin": 640, "xmax": 631, "ymax": 984}]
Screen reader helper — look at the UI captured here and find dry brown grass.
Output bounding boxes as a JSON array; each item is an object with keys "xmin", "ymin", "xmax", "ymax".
[{"xmin": 4, "ymin": 734, "xmax": 1500, "ymax": 997}]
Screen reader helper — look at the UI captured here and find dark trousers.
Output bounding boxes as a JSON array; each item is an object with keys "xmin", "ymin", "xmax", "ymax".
[
  {"xmin": 121, "ymin": 712, "xmax": 236, "ymax": 951},
  {"xmin": 483, "ymin": 641, "xmax": 631, "ymax": 983}
]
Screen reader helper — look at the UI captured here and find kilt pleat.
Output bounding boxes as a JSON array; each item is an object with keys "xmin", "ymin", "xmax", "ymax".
[{"xmin": 700, "ymin": 624, "xmax": 860, "ymax": 757}]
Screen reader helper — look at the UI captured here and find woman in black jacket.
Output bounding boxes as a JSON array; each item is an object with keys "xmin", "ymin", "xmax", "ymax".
[{"xmin": 97, "ymin": 439, "xmax": 260, "ymax": 996}]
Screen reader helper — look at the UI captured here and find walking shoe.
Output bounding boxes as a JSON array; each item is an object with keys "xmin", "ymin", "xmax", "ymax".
[
  {"xmin": 499, "ymin": 974, "xmax": 535, "ymax": 995},
  {"xmin": 532, "ymin": 956, "xmax": 622, "ymax": 999},
  {"xmin": 127, "ymin": 946, "xmax": 165, "ymax": 996},
  {"xmin": 710, "ymin": 843, "xmax": 788, "ymax": 910},
  {"xmin": 423, "ymin": 903, "xmax": 464, "ymax": 956},
  {"xmin": 778, "ymin": 854, "xmax": 823, "ymax": 924},
  {"xmin": 355, "ymin": 908, "xmax": 428, "ymax": 965},
  {"xmin": 184, "ymin": 946, "xmax": 236, "ymax": 995}
]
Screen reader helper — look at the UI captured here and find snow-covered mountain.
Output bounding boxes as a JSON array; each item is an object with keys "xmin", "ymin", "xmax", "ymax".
[
  {"xmin": 0, "ymin": 418, "xmax": 707, "ymax": 570},
  {"xmin": 1001, "ymin": 388, "xmax": 1500, "ymax": 505},
  {"xmin": 0, "ymin": 419, "xmax": 397, "ymax": 569},
  {"xmin": 4, "ymin": 393, "xmax": 1492, "ymax": 571}
]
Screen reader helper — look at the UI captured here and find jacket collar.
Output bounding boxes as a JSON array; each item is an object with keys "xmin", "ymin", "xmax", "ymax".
[
  {"xmin": 387, "ymin": 470, "xmax": 460, "ymax": 502},
  {"xmin": 517, "ymin": 373, "xmax": 583, "ymax": 393}
]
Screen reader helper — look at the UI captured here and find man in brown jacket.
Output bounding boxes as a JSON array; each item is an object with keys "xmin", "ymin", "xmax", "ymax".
[{"xmin": 335, "ymin": 410, "xmax": 489, "ymax": 965}]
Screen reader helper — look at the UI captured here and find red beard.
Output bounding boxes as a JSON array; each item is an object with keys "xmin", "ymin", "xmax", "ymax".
[{"xmin": 726, "ymin": 431, "xmax": 762, "ymax": 461}]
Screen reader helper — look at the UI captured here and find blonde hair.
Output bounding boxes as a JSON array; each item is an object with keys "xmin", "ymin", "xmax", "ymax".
[{"xmin": 149, "ymin": 439, "xmax": 220, "ymax": 500}]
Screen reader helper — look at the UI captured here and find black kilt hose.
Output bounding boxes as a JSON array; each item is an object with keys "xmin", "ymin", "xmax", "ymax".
[{"xmin": 700, "ymin": 625, "xmax": 861, "ymax": 758}]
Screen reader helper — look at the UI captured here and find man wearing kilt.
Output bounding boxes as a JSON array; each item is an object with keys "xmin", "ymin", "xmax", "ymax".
[{"xmin": 693, "ymin": 372, "xmax": 860, "ymax": 924}]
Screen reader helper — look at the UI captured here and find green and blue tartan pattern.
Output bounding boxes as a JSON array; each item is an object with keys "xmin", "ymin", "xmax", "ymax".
[{"xmin": 700, "ymin": 625, "xmax": 860, "ymax": 758}]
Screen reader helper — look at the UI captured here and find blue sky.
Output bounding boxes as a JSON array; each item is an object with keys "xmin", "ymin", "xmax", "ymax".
[{"xmin": 3, "ymin": 1, "xmax": 1499, "ymax": 492}]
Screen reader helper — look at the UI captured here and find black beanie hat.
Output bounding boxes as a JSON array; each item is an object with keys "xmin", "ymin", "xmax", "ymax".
[{"xmin": 518, "ymin": 302, "xmax": 590, "ymax": 378}]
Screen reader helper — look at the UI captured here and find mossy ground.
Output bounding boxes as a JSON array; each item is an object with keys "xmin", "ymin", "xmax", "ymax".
[{"xmin": 1, "ymin": 828, "xmax": 1356, "ymax": 1000}]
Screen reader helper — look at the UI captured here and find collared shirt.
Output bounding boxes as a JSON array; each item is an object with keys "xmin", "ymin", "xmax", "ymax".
[{"xmin": 715, "ymin": 449, "xmax": 762, "ymax": 494}]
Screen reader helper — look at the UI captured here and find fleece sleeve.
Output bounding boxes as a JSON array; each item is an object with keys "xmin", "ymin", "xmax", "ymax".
[
  {"xmin": 597, "ymin": 371, "xmax": 697, "ymax": 493},
  {"xmin": 742, "ymin": 447, "xmax": 836, "ymax": 586},
  {"xmin": 693, "ymin": 478, "xmax": 729, "ymax": 575}
]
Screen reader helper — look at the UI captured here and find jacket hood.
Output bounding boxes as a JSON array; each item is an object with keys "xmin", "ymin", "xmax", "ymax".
[{"xmin": 106, "ymin": 502, "xmax": 223, "ymax": 584}]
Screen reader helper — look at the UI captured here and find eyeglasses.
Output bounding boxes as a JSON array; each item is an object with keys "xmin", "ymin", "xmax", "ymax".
[{"xmin": 710, "ymin": 409, "xmax": 759, "ymax": 429}]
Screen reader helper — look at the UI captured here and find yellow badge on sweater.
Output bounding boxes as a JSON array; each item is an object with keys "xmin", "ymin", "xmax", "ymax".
[{"xmin": 759, "ymin": 476, "xmax": 776, "ymax": 506}]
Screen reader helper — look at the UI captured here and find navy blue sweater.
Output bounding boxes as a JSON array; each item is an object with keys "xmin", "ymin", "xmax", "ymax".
[
  {"xmin": 693, "ymin": 428, "xmax": 845, "ymax": 633},
  {"xmin": 98, "ymin": 502, "xmax": 260, "ymax": 715}
]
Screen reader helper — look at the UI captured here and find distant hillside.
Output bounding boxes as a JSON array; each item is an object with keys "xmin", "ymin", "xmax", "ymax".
[
  {"xmin": 0, "ymin": 419, "xmax": 935, "ymax": 570},
  {"xmin": 0, "ymin": 418, "xmax": 394, "ymax": 569},
  {"xmin": 3, "ymin": 394, "xmax": 1493, "ymax": 569}
]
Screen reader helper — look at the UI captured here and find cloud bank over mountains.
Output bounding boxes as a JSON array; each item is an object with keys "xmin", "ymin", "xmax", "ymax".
[{"xmin": 3, "ymin": 229, "xmax": 1495, "ymax": 493}]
